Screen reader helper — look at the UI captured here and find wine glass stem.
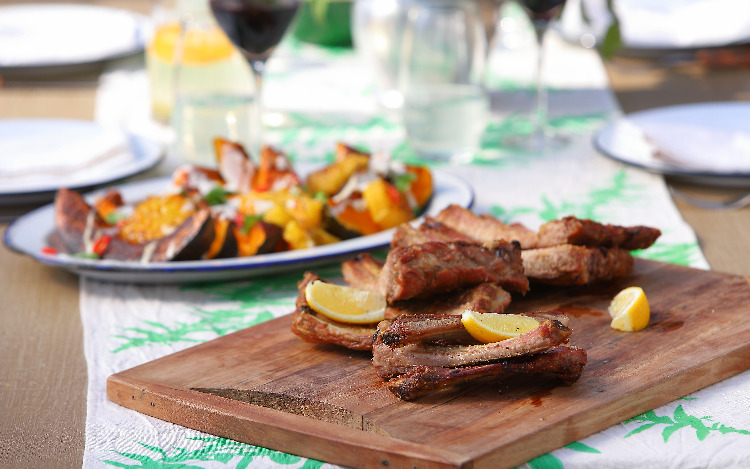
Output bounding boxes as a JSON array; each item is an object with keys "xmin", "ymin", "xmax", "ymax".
[
  {"xmin": 531, "ymin": 20, "xmax": 549, "ymax": 142},
  {"xmin": 250, "ymin": 60, "xmax": 265, "ymax": 158}
]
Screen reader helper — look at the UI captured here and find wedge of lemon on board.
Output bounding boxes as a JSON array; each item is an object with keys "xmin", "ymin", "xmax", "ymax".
[
  {"xmin": 305, "ymin": 280, "xmax": 386, "ymax": 324},
  {"xmin": 460, "ymin": 310, "xmax": 540, "ymax": 343},
  {"xmin": 609, "ymin": 286, "xmax": 650, "ymax": 332}
]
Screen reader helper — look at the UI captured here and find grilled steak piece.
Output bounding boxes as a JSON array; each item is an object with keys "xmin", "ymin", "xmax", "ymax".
[
  {"xmin": 433, "ymin": 204, "xmax": 538, "ymax": 248},
  {"xmin": 536, "ymin": 216, "xmax": 661, "ymax": 250},
  {"xmin": 522, "ymin": 245, "xmax": 634, "ymax": 286},
  {"xmin": 343, "ymin": 254, "xmax": 512, "ymax": 318},
  {"xmin": 378, "ymin": 312, "xmax": 570, "ymax": 347},
  {"xmin": 290, "ymin": 272, "xmax": 376, "ymax": 351},
  {"xmin": 341, "ymin": 252, "xmax": 383, "ymax": 292},
  {"xmin": 377, "ymin": 240, "xmax": 528, "ymax": 302},
  {"xmin": 391, "ymin": 217, "xmax": 475, "ymax": 248},
  {"xmin": 372, "ymin": 315, "xmax": 572, "ymax": 378},
  {"xmin": 385, "ymin": 345, "xmax": 588, "ymax": 401}
]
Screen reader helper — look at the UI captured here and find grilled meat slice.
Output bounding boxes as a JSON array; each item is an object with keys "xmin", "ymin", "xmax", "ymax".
[
  {"xmin": 341, "ymin": 252, "xmax": 384, "ymax": 292},
  {"xmin": 522, "ymin": 244, "xmax": 634, "ymax": 286},
  {"xmin": 378, "ymin": 240, "xmax": 528, "ymax": 302},
  {"xmin": 387, "ymin": 283, "xmax": 512, "ymax": 319},
  {"xmin": 342, "ymin": 255, "xmax": 512, "ymax": 318},
  {"xmin": 372, "ymin": 315, "xmax": 572, "ymax": 378},
  {"xmin": 385, "ymin": 345, "xmax": 588, "ymax": 401},
  {"xmin": 378, "ymin": 312, "xmax": 570, "ymax": 347},
  {"xmin": 292, "ymin": 306, "xmax": 375, "ymax": 351},
  {"xmin": 391, "ymin": 217, "xmax": 476, "ymax": 248},
  {"xmin": 291, "ymin": 272, "xmax": 376, "ymax": 351},
  {"xmin": 536, "ymin": 216, "xmax": 661, "ymax": 250},
  {"xmin": 434, "ymin": 204, "xmax": 661, "ymax": 251},
  {"xmin": 433, "ymin": 204, "xmax": 538, "ymax": 248}
]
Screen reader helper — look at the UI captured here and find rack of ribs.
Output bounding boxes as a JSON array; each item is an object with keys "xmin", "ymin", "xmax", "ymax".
[{"xmin": 372, "ymin": 313, "xmax": 587, "ymax": 400}]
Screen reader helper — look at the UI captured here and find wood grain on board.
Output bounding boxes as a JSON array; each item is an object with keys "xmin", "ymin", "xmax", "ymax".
[{"xmin": 108, "ymin": 259, "xmax": 750, "ymax": 469}]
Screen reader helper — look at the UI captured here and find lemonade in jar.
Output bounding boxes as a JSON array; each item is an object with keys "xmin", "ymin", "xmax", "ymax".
[{"xmin": 146, "ymin": 0, "xmax": 253, "ymax": 165}]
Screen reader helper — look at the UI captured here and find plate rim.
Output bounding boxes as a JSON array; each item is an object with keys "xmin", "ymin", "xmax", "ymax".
[
  {"xmin": 4, "ymin": 169, "xmax": 474, "ymax": 283},
  {"xmin": 592, "ymin": 101, "xmax": 750, "ymax": 187},
  {"xmin": 0, "ymin": 118, "xmax": 164, "ymax": 203},
  {"xmin": 0, "ymin": 4, "xmax": 147, "ymax": 71}
]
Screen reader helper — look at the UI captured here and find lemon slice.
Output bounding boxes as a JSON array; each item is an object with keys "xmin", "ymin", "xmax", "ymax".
[
  {"xmin": 609, "ymin": 286, "xmax": 650, "ymax": 332},
  {"xmin": 460, "ymin": 310, "xmax": 540, "ymax": 343},
  {"xmin": 305, "ymin": 280, "xmax": 386, "ymax": 324}
]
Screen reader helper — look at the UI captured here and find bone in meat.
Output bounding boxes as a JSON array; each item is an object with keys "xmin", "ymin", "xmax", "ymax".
[
  {"xmin": 377, "ymin": 240, "xmax": 528, "ymax": 302},
  {"xmin": 378, "ymin": 312, "xmax": 570, "ymax": 347},
  {"xmin": 291, "ymin": 271, "xmax": 376, "ymax": 351},
  {"xmin": 372, "ymin": 316, "xmax": 572, "ymax": 378},
  {"xmin": 433, "ymin": 204, "xmax": 538, "ymax": 248},
  {"xmin": 522, "ymin": 244, "xmax": 634, "ymax": 286},
  {"xmin": 384, "ymin": 345, "xmax": 588, "ymax": 401},
  {"xmin": 391, "ymin": 216, "xmax": 476, "ymax": 248}
]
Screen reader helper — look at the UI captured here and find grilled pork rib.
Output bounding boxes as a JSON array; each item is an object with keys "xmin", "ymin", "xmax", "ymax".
[
  {"xmin": 521, "ymin": 245, "xmax": 634, "ymax": 286},
  {"xmin": 290, "ymin": 272, "xmax": 376, "ymax": 351},
  {"xmin": 372, "ymin": 315, "xmax": 572, "ymax": 378},
  {"xmin": 377, "ymin": 312, "xmax": 570, "ymax": 347},
  {"xmin": 378, "ymin": 240, "xmax": 528, "ymax": 302},
  {"xmin": 384, "ymin": 345, "xmax": 588, "ymax": 400}
]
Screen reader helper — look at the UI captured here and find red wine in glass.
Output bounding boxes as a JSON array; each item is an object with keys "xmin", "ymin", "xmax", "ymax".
[
  {"xmin": 209, "ymin": 0, "xmax": 301, "ymax": 156},
  {"xmin": 508, "ymin": 0, "xmax": 568, "ymax": 151}
]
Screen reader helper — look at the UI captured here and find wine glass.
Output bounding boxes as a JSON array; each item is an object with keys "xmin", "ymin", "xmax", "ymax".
[
  {"xmin": 209, "ymin": 0, "xmax": 302, "ymax": 157},
  {"xmin": 508, "ymin": 0, "xmax": 568, "ymax": 151}
]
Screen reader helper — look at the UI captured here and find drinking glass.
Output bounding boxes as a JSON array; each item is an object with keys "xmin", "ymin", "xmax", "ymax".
[
  {"xmin": 209, "ymin": 0, "xmax": 302, "ymax": 157},
  {"xmin": 508, "ymin": 0, "xmax": 568, "ymax": 151},
  {"xmin": 398, "ymin": 0, "xmax": 489, "ymax": 163}
]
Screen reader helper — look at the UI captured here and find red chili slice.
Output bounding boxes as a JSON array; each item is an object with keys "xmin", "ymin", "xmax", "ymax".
[{"xmin": 92, "ymin": 234, "xmax": 112, "ymax": 256}]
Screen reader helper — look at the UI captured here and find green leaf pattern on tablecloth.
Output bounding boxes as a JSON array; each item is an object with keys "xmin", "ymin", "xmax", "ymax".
[{"xmin": 103, "ymin": 436, "xmax": 322, "ymax": 468}]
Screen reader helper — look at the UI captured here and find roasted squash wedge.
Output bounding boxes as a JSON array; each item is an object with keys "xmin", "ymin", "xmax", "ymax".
[{"xmin": 305, "ymin": 143, "xmax": 370, "ymax": 196}]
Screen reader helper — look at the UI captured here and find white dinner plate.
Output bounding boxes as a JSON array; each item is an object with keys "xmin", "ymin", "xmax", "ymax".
[
  {"xmin": 4, "ymin": 170, "xmax": 474, "ymax": 284},
  {"xmin": 560, "ymin": 0, "xmax": 750, "ymax": 56},
  {"xmin": 0, "ymin": 119, "xmax": 163, "ymax": 205},
  {"xmin": 0, "ymin": 4, "xmax": 147, "ymax": 72},
  {"xmin": 593, "ymin": 102, "xmax": 750, "ymax": 187}
]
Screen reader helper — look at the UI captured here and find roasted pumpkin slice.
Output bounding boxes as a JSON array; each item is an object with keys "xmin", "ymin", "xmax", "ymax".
[
  {"xmin": 118, "ymin": 193, "xmax": 196, "ymax": 245},
  {"xmin": 306, "ymin": 147, "xmax": 370, "ymax": 196},
  {"xmin": 362, "ymin": 178, "xmax": 414, "ymax": 230},
  {"xmin": 204, "ymin": 217, "xmax": 238, "ymax": 259},
  {"xmin": 405, "ymin": 165, "xmax": 433, "ymax": 210},
  {"xmin": 235, "ymin": 220, "xmax": 283, "ymax": 257},
  {"xmin": 325, "ymin": 202, "xmax": 381, "ymax": 239}
]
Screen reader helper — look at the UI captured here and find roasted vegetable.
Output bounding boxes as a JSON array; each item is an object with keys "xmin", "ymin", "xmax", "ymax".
[
  {"xmin": 235, "ymin": 220, "xmax": 283, "ymax": 257},
  {"xmin": 204, "ymin": 217, "xmax": 238, "ymax": 259},
  {"xmin": 53, "ymin": 188, "xmax": 215, "ymax": 262},
  {"xmin": 362, "ymin": 178, "xmax": 414, "ymax": 230},
  {"xmin": 306, "ymin": 143, "xmax": 370, "ymax": 196}
]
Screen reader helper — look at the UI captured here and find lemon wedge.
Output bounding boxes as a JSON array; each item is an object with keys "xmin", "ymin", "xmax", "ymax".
[
  {"xmin": 305, "ymin": 280, "xmax": 386, "ymax": 324},
  {"xmin": 609, "ymin": 286, "xmax": 650, "ymax": 332},
  {"xmin": 460, "ymin": 310, "xmax": 540, "ymax": 343}
]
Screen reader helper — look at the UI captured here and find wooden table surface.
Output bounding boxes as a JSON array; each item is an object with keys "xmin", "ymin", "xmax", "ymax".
[{"xmin": 1, "ymin": 1, "xmax": 749, "ymax": 466}]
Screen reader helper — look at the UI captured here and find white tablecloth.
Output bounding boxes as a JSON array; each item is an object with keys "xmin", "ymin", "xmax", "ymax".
[{"xmin": 81, "ymin": 8, "xmax": 750, "ymax": 469}]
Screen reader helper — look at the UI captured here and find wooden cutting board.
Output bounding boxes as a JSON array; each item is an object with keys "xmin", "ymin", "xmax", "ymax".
[{"xmin": 108, "ymin": 259, "xmax": 750, "ymax": 469}]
